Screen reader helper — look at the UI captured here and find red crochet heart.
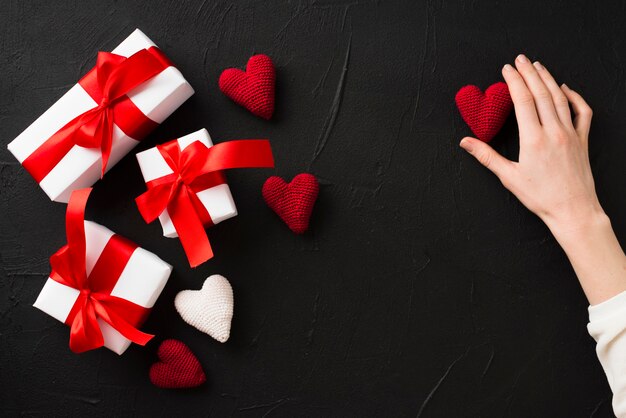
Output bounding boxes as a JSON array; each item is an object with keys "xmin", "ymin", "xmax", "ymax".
[
  {"xmin": 219, "ymin": 54, "xmax": 275, "ymax": 120},
  {"xmin": 455, "ymin": 82, "xmax": 513, "ymax": 142},
  {"xmin": 149, "ymin": 339, "xmax": 206, "ymax": 389},
  {"xmin": 262, "ymin": 173, "xmax": 319, "ymax": 234}
]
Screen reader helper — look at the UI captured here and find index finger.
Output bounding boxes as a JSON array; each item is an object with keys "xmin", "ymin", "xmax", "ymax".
[{"xmin": 502, "ymin": 63, "xmax": 541, "ymax": 135}]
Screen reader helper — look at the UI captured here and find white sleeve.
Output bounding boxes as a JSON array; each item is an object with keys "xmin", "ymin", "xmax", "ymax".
[{"xmin": 588, "ymin": 290, "xmax": 626, "ymax": 418}]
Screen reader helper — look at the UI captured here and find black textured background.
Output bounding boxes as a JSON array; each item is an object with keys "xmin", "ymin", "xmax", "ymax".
[{"xmin": 1, "ymin": 1, "xmax": 625, "ymax": 417}]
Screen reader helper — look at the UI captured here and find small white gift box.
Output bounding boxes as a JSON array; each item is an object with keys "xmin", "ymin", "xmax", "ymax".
[
  {"xmin": 7, "ymin": 29, "xmax": 194, "ymax": 203},
  {"xmin": 33, "ymin": 221, "xmax": 172, "ymax": 355},
  {"xmin": 136, "ymin": 128, "xmax": 238, "ymax": 238}
]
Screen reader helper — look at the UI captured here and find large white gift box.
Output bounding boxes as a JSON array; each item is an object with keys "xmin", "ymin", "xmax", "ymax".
[
  {"xmin": 136, "ymin": 128, "xmax": 238, "ymax": 238},
  {"xmin": 7, "ymin": 29, "xmax": 194, "ymax": 203},
  {"xmin": 33, "ymin": 221, "xmax": 172, "ymax": 355}
]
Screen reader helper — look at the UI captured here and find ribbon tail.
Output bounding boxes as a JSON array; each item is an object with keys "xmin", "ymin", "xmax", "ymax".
[
  {"xmin": 68, "ymin": 298, "xmax": 104, "ymax": 353},
  {"xmin": 93, "ymin": 299, "xmax": 153, "ymax": 347},
  {"xmin": 183, "ymin": 139, "xmax": 275, "ymax": 176},
  {"xmin": 65, "ymin": 188, "xmax": 91, "ymax": 288},
  {"xmin": 135, "ymin": 183, "xmax": 172, "ymax": 223},
  {"xmin": 99, "ymin": 110, "xmax": 114, "ymax": 177},
  {"xmin": 169, "ymin": 186, "xmax": 214, "ymax": 267}
]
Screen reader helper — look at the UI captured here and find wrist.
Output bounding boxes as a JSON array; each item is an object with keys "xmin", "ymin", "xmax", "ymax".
[
  {"xmin": 547, "ymin": 207, "xmax": 611, "ymax": 253},
  {"xmin": 542, "ymin": 197, "xmax": 607, "ymax": 240},
  {"xmin": 545, "ymin": 207, "xmax": 626, "ymax": 306}
]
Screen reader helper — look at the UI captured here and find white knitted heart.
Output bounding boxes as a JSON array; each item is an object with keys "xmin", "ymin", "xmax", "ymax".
[{"xmin": 174, "ymin": 275, "xmax": 234, "ymax": 343}]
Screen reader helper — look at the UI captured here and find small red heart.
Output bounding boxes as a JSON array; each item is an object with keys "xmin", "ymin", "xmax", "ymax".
[
  {"xmin": 149, "ymin": 339, "xmax": 206, "ymax": 389},
  {"xmin": 219, "ymin": 54, "xmax": 275, "ymax": 120},
  {"xmin": 455, "ymin": 82, "xmax": 513, "ymax": 142},
  {"xmin": 262, "ymin": 173, "xmax": 319, "ymax": 234}
]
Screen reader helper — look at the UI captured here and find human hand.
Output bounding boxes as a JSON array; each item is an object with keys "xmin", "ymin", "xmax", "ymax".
[{"xmin": 460, "ymin": 54, "xmax": 605, "ymax": 237}]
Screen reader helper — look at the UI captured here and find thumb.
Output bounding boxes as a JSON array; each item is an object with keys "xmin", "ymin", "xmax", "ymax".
[{"xmin": 459, "ymin": 137, "xmax": 514, "ymax": 182}]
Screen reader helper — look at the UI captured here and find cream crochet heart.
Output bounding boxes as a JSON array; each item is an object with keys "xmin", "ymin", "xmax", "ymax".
[{"xmin": 174, "ymin": 275, "xmax": 234, "ymax": 343}]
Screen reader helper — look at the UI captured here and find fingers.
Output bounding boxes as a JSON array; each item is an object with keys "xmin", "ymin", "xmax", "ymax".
[
  {"xmin": 502, "ymin": 64, "xmax": 541, "ymax": 136},
  {"xmin": 460, "ymin": 137, "xmax": 516, "ymax": 186},
  {"xmin": 513, "ymin": 54, "xmax": 560, "ymax": 127},
  {"xmin": 561, "ymin": 84, "xmax": 593, "ymax": 138},
  {"xmin": 533, "ymin": 61, "xmax": 573, "ymax": 128}
]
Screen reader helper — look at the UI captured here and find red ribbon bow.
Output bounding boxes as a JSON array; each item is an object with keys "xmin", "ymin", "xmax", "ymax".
[
  {"xmin": 136, "ymin": 139, "xmax": 274, "ymax": 267},
  {"xmin": 23, "ymin": 48, "xmax": 169, "ymax": 182},
  {"xmin": 50, "ymin": 188, "xmax": 153, "ymax": 353}
]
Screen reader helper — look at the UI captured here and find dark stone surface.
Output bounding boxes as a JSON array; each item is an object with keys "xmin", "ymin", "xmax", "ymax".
[{"xmin": 1, "ymin": 1, "xmax": 624, "ymax": 417}]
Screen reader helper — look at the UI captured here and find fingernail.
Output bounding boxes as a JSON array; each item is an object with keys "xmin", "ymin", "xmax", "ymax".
[
  {"xmin": 533, "ymin": 61, "xmax": 544, "ymax": 70},
  {"xmin": 517, "ymin": 54, "xmax": 528, "ymax": 63},
  {"xmin": 503, "ymin": 64, "xmax": 514, "ymax": 72},
  {"xmin": 561, "ymin": 83, "xmax": 569, "ymax": 90},
  {"xmin": 460, "ymin": 138, "xmax": 473, "ymax": 153}
]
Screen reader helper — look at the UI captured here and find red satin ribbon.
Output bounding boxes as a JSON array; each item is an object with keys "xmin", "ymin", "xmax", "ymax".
[
  {"xmin": 22, "ymin": 47, "xmax": 171, "ymax": 183},
  {"xmin": 49, "ymin": 188, "xmax": 153, "ymax": 354},
  {"xmin": 136, "ymin": 139, "xmax": 274, "ymax": 267}
]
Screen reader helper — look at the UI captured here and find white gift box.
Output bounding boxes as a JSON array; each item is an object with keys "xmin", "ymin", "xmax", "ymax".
[
  {"xmin": 136, "ymin": 128, "xmax": 238, "ymax": 238},
  {"xmin": 7, "ymin": 29, "xmax": 195, "ymax": 203},
  {"xmin": 33, "ymin": 221, "xmax": 172, "ymax": 355}
]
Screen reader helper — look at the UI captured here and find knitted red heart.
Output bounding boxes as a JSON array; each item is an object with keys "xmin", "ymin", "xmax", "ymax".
[
  {"xmin": 262, "ymin": 173, "xmax": 319, "ymax": 234},
  {"xmin": 149, "ymin": 339, "xmax": 206, "ymax": 389},
  {"xmin": 455, "ymin": 82, "xmax": 513, "ymax": 142},
  {"xmin": 219, "ymin": 54, "xmax": 275, "ymax": 120}
]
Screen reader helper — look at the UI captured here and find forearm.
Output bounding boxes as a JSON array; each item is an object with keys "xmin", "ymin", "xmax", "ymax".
[{"xmin": 547, "ymin": 210, "xmax": 626, "ymax": 305}]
